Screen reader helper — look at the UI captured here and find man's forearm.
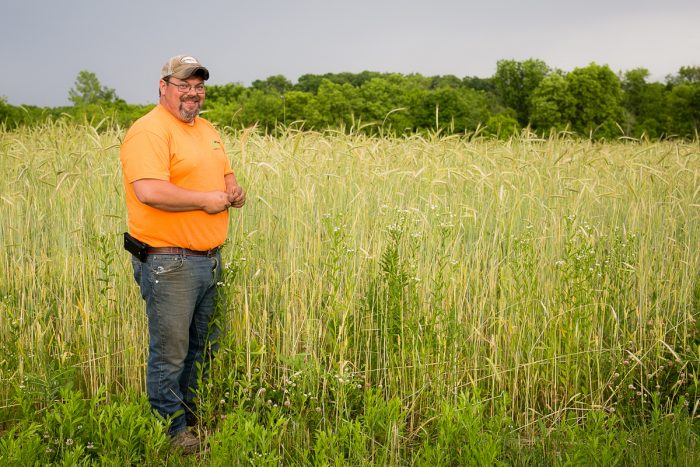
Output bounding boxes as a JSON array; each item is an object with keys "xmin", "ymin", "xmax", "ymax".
[{"xmin": 132, "ymin": 178, "xmax": 229, "ymax": 214}]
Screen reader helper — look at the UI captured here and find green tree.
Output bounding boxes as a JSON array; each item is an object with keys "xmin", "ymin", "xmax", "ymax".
[
  {"xmin": 68, "ymin": 70, "xmax": 117, "ymax": 106},
  {"xmin": 295, "ymin": 74, "xmax": 325, "ymax": 93},
  {"xmin": 622, "ymin": 68, "xmax": 651, "ymax": 117},
  {"xmin": 667, "ymin": 82, "xmax": 700, "ymax": 138},
  {"xmin": 281, "ymin": 90, "xmax": 318, "ymax": 126},
  {"xmin": 428, "ymin": 74, "xmax": 462, "ymax": 89},
  {"xmin": 411, "ymin": 87, "xmax": 489, "ymax": 133},
  {"xmin": 530, "ymin": 72, "xmax": 575, "ymax": 132},
  {"xmin": 356, "ymin": 77, "xmax": 418, "ymax": 133},
  {"xmin": 493, "ymin": 59, "xmax": 550, "ymax": 125},
  {"xmin": 204, "ymin": 83, "xmax": 246, "ymax": 105},
  {"xmin": 566, "ymin": 63, "xmax": 624, "ymax": 138},
  {"xmin": 296, "ymin": 71, "xmax": 385, "ymax": 94},
  {"xmin": 239, "ymin": 89, "xmax": 284, "ymax": 130},
  {"xmin": 484, "ymin": 113, "xmax": 520, "ymax": 139},
  {"xmin": 666, "ymin": 66, "xmax": 700, "ymax": 85},
  {"xmin": 251, "ymin": 75, "xmax": 293, "ymax": 94},
  {"xmin": 462, "ymin": 76, "xmax": 495, "ymax": 93},
  {"xmin": 621, "ymin": 68, "xmax": 669, "ymax": 138},
  {"xmin": 358, "ymin": 77, "xmax": 405, "ymax": 121},
  {"xmin": 314, "ymin": 80, "xmax": 361, "ymax": 128},
  {"xmin": 0, "ymin": 96, "xmax": 14, "ymax": 126}
]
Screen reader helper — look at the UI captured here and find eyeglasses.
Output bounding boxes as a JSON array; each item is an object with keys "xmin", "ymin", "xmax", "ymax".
[{"xmin": 164, "ymin": 79, "xmax": 206, "ymax": 94}]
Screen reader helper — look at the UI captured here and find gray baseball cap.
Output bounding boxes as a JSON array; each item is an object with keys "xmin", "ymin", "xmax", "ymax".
[{"xmin": 160, "ymin": 55, "xmax": 209, "ymax": 80}]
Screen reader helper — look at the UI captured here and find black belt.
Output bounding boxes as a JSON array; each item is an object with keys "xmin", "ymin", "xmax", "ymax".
[{"xmin": 146, "ymin": 246, "xmax": 220, "ymax": 257}]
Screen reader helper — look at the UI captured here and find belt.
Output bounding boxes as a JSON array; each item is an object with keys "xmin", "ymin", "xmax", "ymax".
[{"xmin": 146, "ymin": 246, "xmax": 220, "ymax": 257}]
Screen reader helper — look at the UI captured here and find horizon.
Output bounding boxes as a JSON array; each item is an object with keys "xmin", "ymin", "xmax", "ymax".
[{"xmin": 4, "ymin": 61, "xmax": 695, "ymax": 109}]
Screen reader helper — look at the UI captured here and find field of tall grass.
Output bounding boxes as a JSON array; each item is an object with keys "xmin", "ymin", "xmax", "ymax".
[{"xmin": 1, "ymin": 119, "xmax": 699, "ymax": 465}]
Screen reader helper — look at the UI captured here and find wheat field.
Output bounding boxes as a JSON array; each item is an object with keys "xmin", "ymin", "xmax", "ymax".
[{"xmin": 1, "ymin": 120, "xmax": 698, "ymax": 464}]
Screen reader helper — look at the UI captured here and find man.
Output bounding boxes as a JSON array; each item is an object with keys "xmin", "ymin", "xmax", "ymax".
[{"xmin": 119, "ymin": 54, "xmax": 246, "ymax": 454}]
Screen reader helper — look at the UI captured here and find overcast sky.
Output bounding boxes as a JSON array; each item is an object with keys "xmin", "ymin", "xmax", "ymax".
[{"xmin": 2, "ymin": 0, "xmax": 699, "ymax": 107}]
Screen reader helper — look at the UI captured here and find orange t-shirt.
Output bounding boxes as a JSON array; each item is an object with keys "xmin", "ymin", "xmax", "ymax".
[{"xmin": 120, "ymin": 105, "xmax": 234, "ymax": 251}]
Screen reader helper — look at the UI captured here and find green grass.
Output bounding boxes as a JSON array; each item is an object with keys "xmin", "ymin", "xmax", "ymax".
[{"xmin": 1, "ymin": 120, "xmax": 698, "ymax": 464}]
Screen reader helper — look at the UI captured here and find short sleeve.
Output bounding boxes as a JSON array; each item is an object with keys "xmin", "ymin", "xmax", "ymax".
[{"xmin": 120, "ymin": 129, "xmax": 171, "ymax": 183}]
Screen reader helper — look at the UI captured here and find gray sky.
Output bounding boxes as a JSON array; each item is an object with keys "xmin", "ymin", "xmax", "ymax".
[{"xmin": 2, "ymin": 0, "xmax": 699, "ymax": 107}]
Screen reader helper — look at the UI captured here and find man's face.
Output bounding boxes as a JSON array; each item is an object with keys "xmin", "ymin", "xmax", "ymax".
[{"xmin": 159, "ymin": 76, "xmax": 206, "ymax": 123}]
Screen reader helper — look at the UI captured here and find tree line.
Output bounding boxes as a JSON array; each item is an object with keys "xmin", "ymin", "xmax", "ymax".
[{"xmin": 2, "ymin": 59, "xmax": 699, "ymax": 139}]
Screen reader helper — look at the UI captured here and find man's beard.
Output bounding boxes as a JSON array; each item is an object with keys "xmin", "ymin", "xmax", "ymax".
[{"xmin": 179, "ymin": 96, "xmax": 201, "ymax": 122}]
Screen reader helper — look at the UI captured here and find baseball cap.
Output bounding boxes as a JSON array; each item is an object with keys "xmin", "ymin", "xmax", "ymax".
[{"xmin": 160, "ymin": 55, "xmax": 210, "ymax": 80}]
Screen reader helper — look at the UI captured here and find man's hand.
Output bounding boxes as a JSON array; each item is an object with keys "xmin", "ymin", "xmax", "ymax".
[
  {"xmin": 202, "ymin": 191, "xmax": 234, "ymax": 214},
  {"xmin": 227, "ymin": 184, "xmax": 246, "ymax": 209}
]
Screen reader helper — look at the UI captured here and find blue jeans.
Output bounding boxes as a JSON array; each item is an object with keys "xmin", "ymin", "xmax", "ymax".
[{"xmin": 131, "ymin": 252, "xmax": 222, "ymax": 434}]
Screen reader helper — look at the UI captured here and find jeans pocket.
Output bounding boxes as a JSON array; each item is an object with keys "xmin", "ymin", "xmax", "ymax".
[
  {"xmin": 149, "ymin": 255, "xmax": 185, "ymax": 276},
  {"xmin": 210, "ymin": 256, "xmax": 220, "ymax": 287}
]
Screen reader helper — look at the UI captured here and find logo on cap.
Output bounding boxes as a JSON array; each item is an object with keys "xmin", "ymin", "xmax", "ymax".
[{"xmin": 180, "ymin": 56, "xmax": 198, "ymax": 64}]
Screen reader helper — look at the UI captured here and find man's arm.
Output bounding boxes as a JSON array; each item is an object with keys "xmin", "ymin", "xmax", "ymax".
[{"xmin": 133, "ymin": 179, "xmax": 231, "ymax": 214}]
